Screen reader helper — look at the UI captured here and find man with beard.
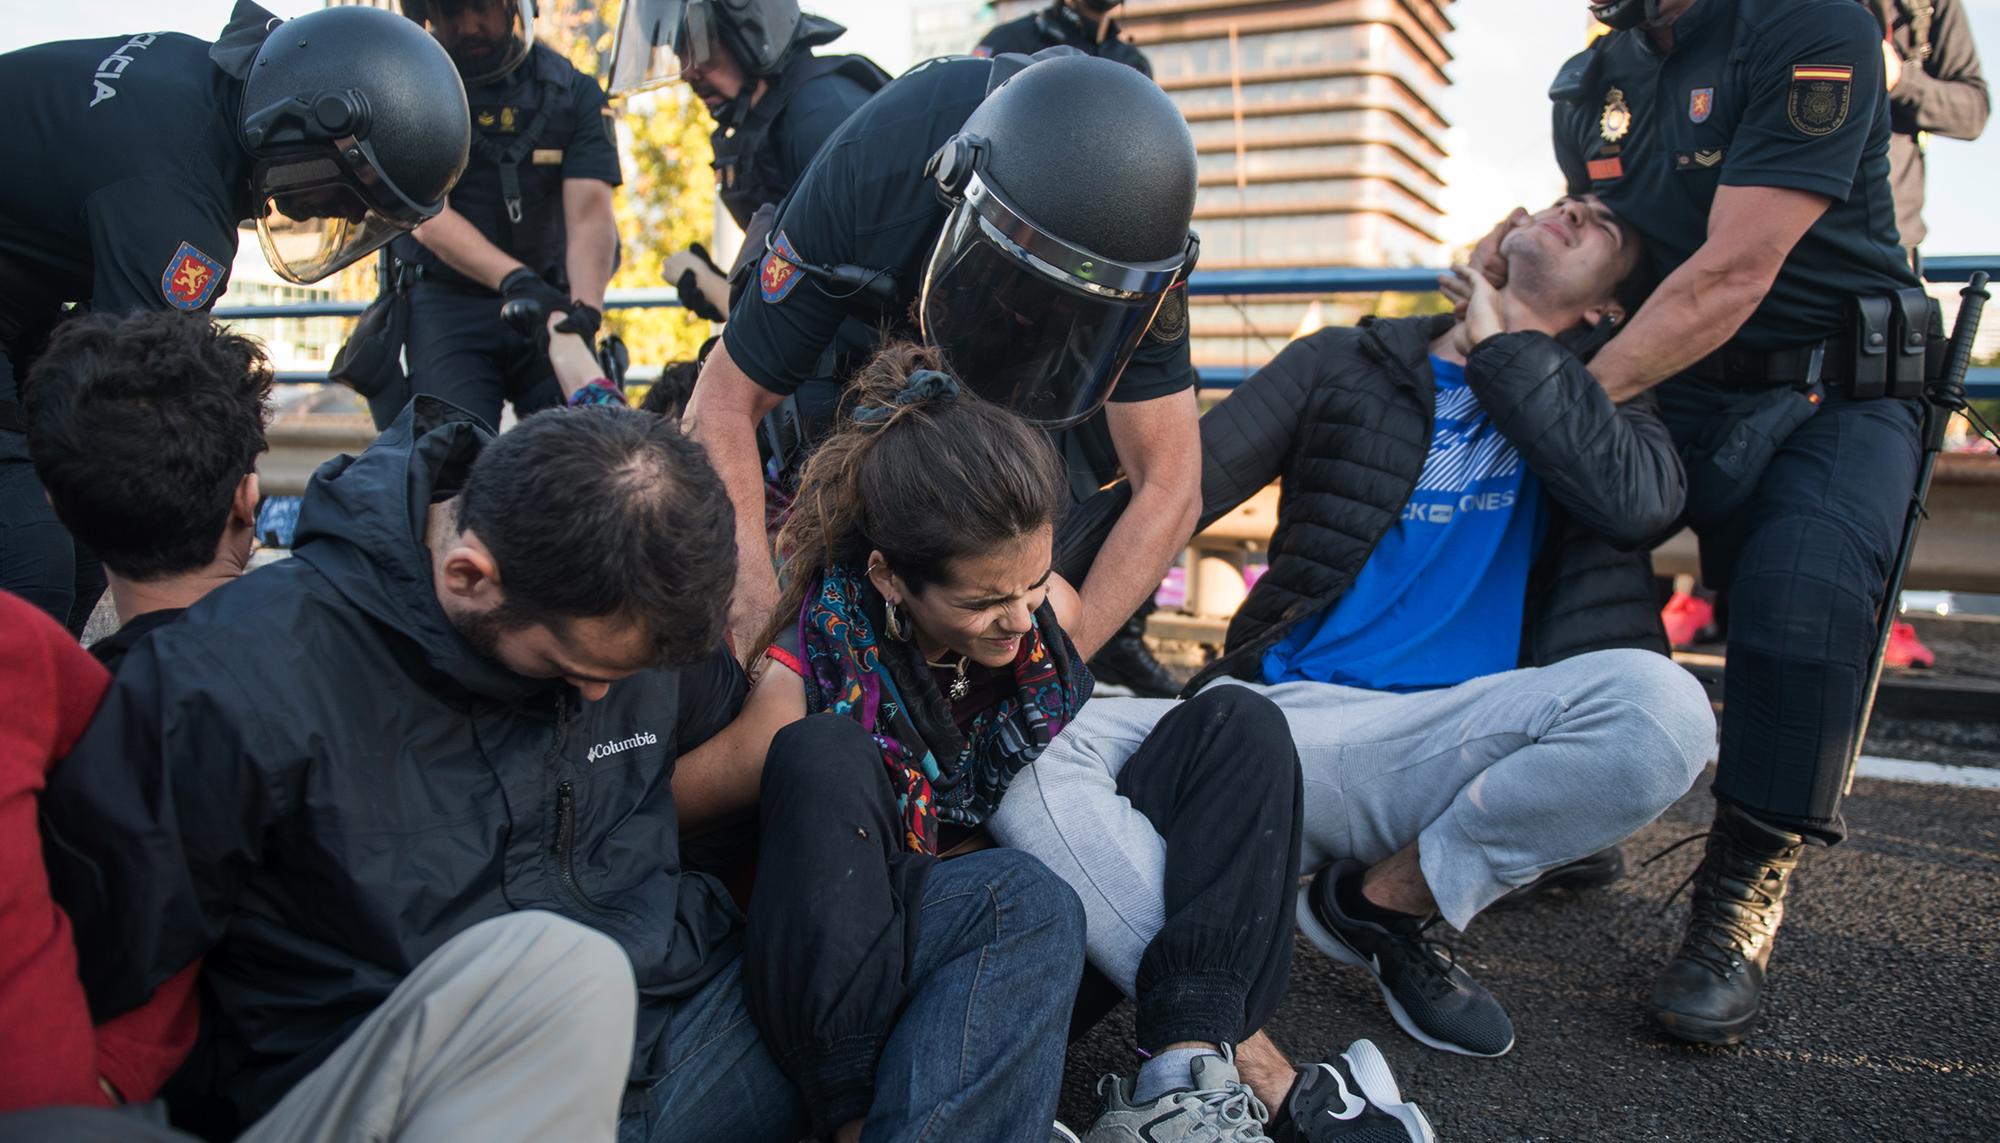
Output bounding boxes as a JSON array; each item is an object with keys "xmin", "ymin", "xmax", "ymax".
[
  {"xmin": 37, "ymin": 400, "xmax": 1086, "ymax": 1140},
  {"xmin": 362, "ymin": 0, "xmax": 623, "ymax": 431}
]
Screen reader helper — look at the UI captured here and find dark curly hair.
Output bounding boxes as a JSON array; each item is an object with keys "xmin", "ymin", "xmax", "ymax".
[
  {"xmin": 25, "ymin": 311, "xmax": 272, "ymax": 582},
  {"xmin": 457, "ymin": 406, "xmax": 737, "ymax": 668}
]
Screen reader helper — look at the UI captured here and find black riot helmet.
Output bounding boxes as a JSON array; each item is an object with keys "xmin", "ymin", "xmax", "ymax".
[
  {"xmin": 607, "ymin": 0, "xmax": 844, "ymax": 96},
  {"xmin": 1589, "ymin": 0, "xmax": 1668, "ymax": 29},
  {"xmin": 401, "ymin": 0, "xmax": 537, "ymax": 84},
  {"xmin": 920, "ymin": 54, "xmax": 1199, "ymax": 429},
  {"xmin": 226, "ymin": 3, "xmax": 470, "ymax": 284}
]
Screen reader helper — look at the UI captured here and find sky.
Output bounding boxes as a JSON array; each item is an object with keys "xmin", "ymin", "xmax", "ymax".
[{"xmin": 6, "ymin": 0, "xmax": 1995, "ymax": 255}]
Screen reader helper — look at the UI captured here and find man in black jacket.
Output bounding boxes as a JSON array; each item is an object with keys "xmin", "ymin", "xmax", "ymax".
[
  {"xmin": 999, "ymin": 197, "xmax": 1717, "ymax": 1140},
  {"xmin": 38, "ymin": 400, "xmax": 1085, "ymax": 1139}
]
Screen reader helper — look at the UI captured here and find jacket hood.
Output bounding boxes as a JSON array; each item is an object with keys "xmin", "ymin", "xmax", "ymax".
[{"xmin": 290, "ymin": 396, "xmax": 554, "ymax": 705}]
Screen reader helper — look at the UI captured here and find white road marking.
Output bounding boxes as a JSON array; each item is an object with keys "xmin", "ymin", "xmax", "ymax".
[{"xmin": 1854, "ymin": 755, "xmax": 2000, "ymax": 790}]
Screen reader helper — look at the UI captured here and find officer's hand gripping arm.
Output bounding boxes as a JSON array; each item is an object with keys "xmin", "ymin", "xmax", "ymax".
[
  {"xmin": 411, "ymin": 204, "xmax": 528, "ymax": 292},
  {"xmin": 1585, "ymin": 185, "xmax": 1831, "ymax": 401},
  {"xmin": 683, "ymin": 339, "xmax": 788, "ymax": 663}
]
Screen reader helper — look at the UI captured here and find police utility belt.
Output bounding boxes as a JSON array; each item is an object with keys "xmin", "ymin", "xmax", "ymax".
[{"xmin": 1685, "ymin": 285, "xmax": 1944, "ymax": 401}]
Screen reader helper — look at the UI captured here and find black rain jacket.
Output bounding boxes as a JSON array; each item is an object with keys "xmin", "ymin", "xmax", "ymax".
[{"xmin": 39, "ymin": 398, "xmax": 747, "ymax": 1132}]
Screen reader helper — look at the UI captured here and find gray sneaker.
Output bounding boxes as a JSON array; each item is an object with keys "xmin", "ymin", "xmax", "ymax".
[{"xmin": 1083, "ymin": 1045, "xmax": 1273, "ymax": 1142}]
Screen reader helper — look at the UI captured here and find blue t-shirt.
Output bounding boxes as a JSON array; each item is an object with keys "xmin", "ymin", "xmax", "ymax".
[{"xmin": 1261, "ymin": 355, "xmax": 1545, "ymax": 692}]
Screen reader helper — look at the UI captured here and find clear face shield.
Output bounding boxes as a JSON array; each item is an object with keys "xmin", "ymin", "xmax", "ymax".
[
  {"xmin": 918, "ymin": 173, "xmax": 1196, "ymax": 429},
  {"xmin": 419, "ymin": 0, "xmax": 534, "ymax": 84},
  {"xmin": 608, "ymin": 0, "xmax": 723, "ymax": 96},
  {"xmin": 247, "ymin": 145, "xmax": 441, "ymax": 284}
]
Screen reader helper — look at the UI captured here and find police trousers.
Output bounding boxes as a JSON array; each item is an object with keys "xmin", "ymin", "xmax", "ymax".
[
  {"xmin": 0, "ymin": 351, "xmax": 102, "ymax": 635},
  {"xmin": 367, "ymin": 284, "xmax": 564, "ymax": 432},
  {"xmin": 1658, "ymin": 381, "xmax": 1924, "ymax": 843}
]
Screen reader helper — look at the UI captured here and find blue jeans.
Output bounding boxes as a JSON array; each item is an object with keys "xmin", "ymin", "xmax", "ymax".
[{"xmin": 620, "ymin": 850, "xmax": 1086, "ymax": 1143}]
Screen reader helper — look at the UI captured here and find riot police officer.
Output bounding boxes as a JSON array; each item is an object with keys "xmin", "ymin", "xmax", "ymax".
[
  {"xmin": 0, "ymin": 1, "xmax": 468, "ymax": 633},
  {"xmin": 371, "ymin": 0, "xmax": 624, "ymax": 432},
  {"xmin": 680, "ymin": 53, "xmax": 1203, "ymax": 670},
  {"xmin": 977, "ymin": 0, "xmax": 1152, "ymax": 77},
  {"xmin": 609, "ymin": 0, "xmax": 889, "ymax": 319},
  {"xmin": 1540, "ymin": 0, "xmax": 1929, "ymax": 1045}
]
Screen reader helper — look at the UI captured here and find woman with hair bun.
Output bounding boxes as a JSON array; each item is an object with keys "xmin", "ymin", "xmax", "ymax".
[{"xmin": 687, "ymin": 341, "xmax": 1302, "ymax": 1143}]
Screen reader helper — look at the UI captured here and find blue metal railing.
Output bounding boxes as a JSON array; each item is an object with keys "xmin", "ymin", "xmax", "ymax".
[{"xmin": 217, "ymin": 258, "xmax": 2000, "ymax": 397}]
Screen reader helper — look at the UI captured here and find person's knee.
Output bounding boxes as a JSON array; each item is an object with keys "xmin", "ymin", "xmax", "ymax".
[
  {"xmin": 445, "ymin": 911, "xmax": 637, "ymax": 1031},
  {"xmin": 1577, "ymin": 649, "xmax": 1715, "ymax": 803},
  {"xmin": 976, "ymin": 849, "xmax": 1088, "ymax": 962},
  {"xmin": 1171, "ymin": 684, "xmax": 1298, "ymax": 791},
  {"xmin": 764, "ymin": 714, "xmax": 878, "ymax": 796}
]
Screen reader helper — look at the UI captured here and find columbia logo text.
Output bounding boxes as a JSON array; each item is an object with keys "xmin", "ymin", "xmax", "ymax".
[{"xmin": 586, "ymin": 731, "xmax": 658, "ymax": 763}]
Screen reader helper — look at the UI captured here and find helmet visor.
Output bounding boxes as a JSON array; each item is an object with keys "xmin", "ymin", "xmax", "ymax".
[
  {"xmin": 919, "ymin": 202, "xmax": 1168, "ymax": 430},
  {"xmin": 608, "ymin": 0, "xmax": 724, "ymax": 95},
  {"xmin": 249, "ymin": 152, "xmax": 429, "ymax": 284}
]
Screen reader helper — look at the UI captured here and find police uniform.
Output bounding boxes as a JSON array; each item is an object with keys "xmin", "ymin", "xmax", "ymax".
[
  {"xmin": 711, "ymin": 51, "xmax": 886, "ymax": 231},
  {"xmin": 725, "ymin": 55, "xmax": 1194, "ymax": 492},
  {"xmin": 1864, "ymin": 0, "xmax": 1988, "ymax": 255},
  {"xmin": 975, "ymin": 4, "xmax": 1152, "ymax": 77},
  {"xmin": 0, "ymin": 31, "xmax": 252, "ymax": 631},
  {"xmin": 1553, "ymin": 0, "xmax": 1924, "ymax": 841},
  {"xmin": 381, "ymin": 42, "xmax": 622, "ymax": 430}
]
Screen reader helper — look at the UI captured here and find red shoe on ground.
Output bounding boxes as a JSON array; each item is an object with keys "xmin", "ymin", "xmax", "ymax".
[
  {"xmin": 1661, "ymin": 591, "xmax": 1714, "ymax": 649},
  {"xmin": 1883, "ymin": 620, "xmax": 1936, "ymax": 669}
]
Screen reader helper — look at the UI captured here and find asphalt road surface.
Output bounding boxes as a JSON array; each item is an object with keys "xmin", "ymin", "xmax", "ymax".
[{"xmin": 1058, "ymin": 770, "xmax": 2000, "ymax": 1141}]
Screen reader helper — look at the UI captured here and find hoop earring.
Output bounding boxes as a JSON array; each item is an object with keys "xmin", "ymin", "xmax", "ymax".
[{"xmin": 885, "ymin": 603, "xmax": 909, "ymax": 642}]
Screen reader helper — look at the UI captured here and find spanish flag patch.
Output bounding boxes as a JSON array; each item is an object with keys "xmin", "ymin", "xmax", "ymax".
[
  {"xmin": 1786, "ymin": 64, "xmax": 1853, "ymax": 136},
  {"xmin": 1791, "ymin": 64, "xmax": 1854, "ymax": 82}
]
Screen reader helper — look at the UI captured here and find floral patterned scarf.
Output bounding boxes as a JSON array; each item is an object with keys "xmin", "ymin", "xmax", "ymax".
[{"xmin": 795, "ymin": 562, "xmax": 1093, "ymax": 854}]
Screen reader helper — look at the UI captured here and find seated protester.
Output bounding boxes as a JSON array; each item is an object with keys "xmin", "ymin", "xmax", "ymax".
[
  {"xmin": 24, "ymin": 311, "xmax": 271, "ymax": 668},
  {"xmin": 682, "ymin": 343, "xmax": 1305, "ymax": 1142},
  {"xmin": 38, "ymin": 398, "xmax": 1074, "ymax": 1141},
  {"xmin": 0, "ymin": 591, "xmax": 198, "ymax": 1114},
  {"xmin": 998, "ymin": 197, "xmax": 1716, "ymax": 1131}
]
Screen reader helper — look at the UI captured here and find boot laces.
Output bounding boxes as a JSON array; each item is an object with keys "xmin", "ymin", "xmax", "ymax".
[
  {"xmin": 1644, "ymin": 830, "xmax": 1795, "ymax": 978},
  {"xmin": 1387, "ymin": 917, "xmax": 1463, "ymax": 999}
]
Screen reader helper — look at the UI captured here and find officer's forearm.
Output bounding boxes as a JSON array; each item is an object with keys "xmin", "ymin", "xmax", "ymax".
[
  {"xmin": 1069, "ymin": 476, "xmax": 1197, "ymax": 658},
  {"xmin": 409, "ymin": 207, "xmax": 524, "ymax": 292},
  {"xmin": 563, "ymin": 179, "xmax": 619, "ymax": 308},
  {"xmin": 1586, "ymin": 256, "xmax": 1771, "ymax": 400},
  {"xmin": 684, "ymin": 342, "xmax": 786, "ymax": 661}
]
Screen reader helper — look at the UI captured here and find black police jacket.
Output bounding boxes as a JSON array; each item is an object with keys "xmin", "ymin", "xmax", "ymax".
[
  {"xmin": 713, "ymin": 52, "xmax": 886, "ymax": 229},
  {"xmin": 39, "ymin": 399, "xmax": 746, "ymax": 1131},
  {"xmin": 976, "ymin": 4, "xmax": 1152, "ymax": 76}
]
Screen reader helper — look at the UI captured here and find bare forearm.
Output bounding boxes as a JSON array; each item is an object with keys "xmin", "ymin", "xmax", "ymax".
[
  {"xmin": 1588, "ymin": 256, "xmax": 1770, "ymax": 400},
  {"xmin": 672, "ymin": 735, "xmax": 767, "ymax": 834},
  {"xmin": 410, "ymin": 208, "xmax": 523, "ymax": 292},
  {"xmin": 564, "ymin": 211, "xmax": 618, "ymax": 309},
  {"xmin": 1070, "ymin": 477, "xmax": 1197, "ymax": 657}
]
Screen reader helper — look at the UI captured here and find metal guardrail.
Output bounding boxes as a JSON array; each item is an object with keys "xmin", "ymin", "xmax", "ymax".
[{"xmin": 220, "ymin": 257, "xmax": 2000, "ymax": 397}]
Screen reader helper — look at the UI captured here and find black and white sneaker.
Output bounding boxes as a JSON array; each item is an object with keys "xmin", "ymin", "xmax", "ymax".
[
  {"xmin": 1269, "ymin": 1040, "xmax": 1435, "ymax": 1143},
  {"xmin": 1297, "ymin": 860, "xmax": 1515, "ymax": 1058}
]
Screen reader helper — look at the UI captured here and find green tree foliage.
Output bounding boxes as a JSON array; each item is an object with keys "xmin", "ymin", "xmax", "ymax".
[{"xmin": 544, "ymin": 0, "xmax": 717, "ymax": 368}]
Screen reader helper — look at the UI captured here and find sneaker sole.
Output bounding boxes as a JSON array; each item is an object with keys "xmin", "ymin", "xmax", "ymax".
[
  {"xmin": 1340, "ymin": 1040, "xmax": 1439, "ymax": 1143},
  {"xmin": 1295, "ymin": 893, "xmax": 1516, "ymax": 1058},
  {"xmin": 1651, "ymin": 1001, "xmax": 1761, "ymax": 1046}
]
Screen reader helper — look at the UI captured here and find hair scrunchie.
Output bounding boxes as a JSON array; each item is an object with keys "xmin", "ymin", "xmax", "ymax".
[{"xmin": 853, "ymin": 369, "xmax": 962, "ymax": 423}]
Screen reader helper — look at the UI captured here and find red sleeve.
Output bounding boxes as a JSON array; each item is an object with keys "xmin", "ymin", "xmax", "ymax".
[
  {"xmin": 94, "ymin": 962, "xmax": 200, "ymax": 1104},
  {"xmin": 0, "ymin": 594, "xmax": 113, "ymax": 1111}
]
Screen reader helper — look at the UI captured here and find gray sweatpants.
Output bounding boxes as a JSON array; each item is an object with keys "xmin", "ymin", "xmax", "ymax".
[
  {"xmin": 988, "ymin": 648, "xmax": 1716, "ymax": 995},
  {"xmin": 242, "ymin": 911, "xmax": 637, "ymax": 1143}
]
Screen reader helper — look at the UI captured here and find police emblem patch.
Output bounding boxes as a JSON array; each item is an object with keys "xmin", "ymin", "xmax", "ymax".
[
  {"xmin": 1146, "ymin": 284, "xmax": 1189, "ymax": 345},
  {"xmin": 160, "ymin": 241, "xmax": 224, "ymax": 311},
  {"xmin": 760, "ymin": 231, "xmax": 805, "ymax": 303},
  {"xmin": 1689, "ymin": 87, "xmax": 1714, "ymax": 123},
  {"xmin": 1786, "ymin": 64, "xmax": 1852, "ymax": 136},
  {"xmin": 1599, "ymin": 87, "xmax": 1632, "ymax": 143}
]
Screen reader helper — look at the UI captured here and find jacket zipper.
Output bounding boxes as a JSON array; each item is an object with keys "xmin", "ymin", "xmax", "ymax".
[{"xmin": 546, "ymin": 697, "xmax": 622, "ymax": 921}]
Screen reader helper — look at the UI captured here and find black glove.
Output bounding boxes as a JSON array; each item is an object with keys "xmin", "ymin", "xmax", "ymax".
[
  {"xmin": 499, "ymin": 267, "xmax": 571, "ymax": 323},
  {"xmin": 555, "ymin": 300, "xmax": 602, "ymax": 344},
  {"xmin": 673, "ymin": 243, "xmax": 728, "ymax": 322}
]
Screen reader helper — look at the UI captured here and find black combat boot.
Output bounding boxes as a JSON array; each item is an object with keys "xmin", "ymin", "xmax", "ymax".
[
  {"xmin": 1087, "ymin": 612, "xmax": 1181, "ymax": 698},
  {"xmin": 1649, "ymin": 801, "xmax": 1805, "ymax": 1045}
]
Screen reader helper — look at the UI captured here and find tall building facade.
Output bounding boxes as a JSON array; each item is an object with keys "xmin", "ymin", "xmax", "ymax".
[{"xmin": 990, "ymin": 0, "xmax": 1455, "ymax": 373}]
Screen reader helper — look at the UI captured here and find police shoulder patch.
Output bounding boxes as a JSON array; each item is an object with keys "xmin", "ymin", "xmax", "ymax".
[
  {"xmin": 1146, "ymin": 284, "xmax": 1189, "ymax": 345},
  {"xmin": 161, "ymin": 241, "xmax": 225, "ymax": 311},
  {"xmin": 760, "ymin": 230, "xmax": 805, "ymax": 304},
  {"xmin": 1786, "ymin": 64, "xmax": 1853, "ymax": 136}
]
